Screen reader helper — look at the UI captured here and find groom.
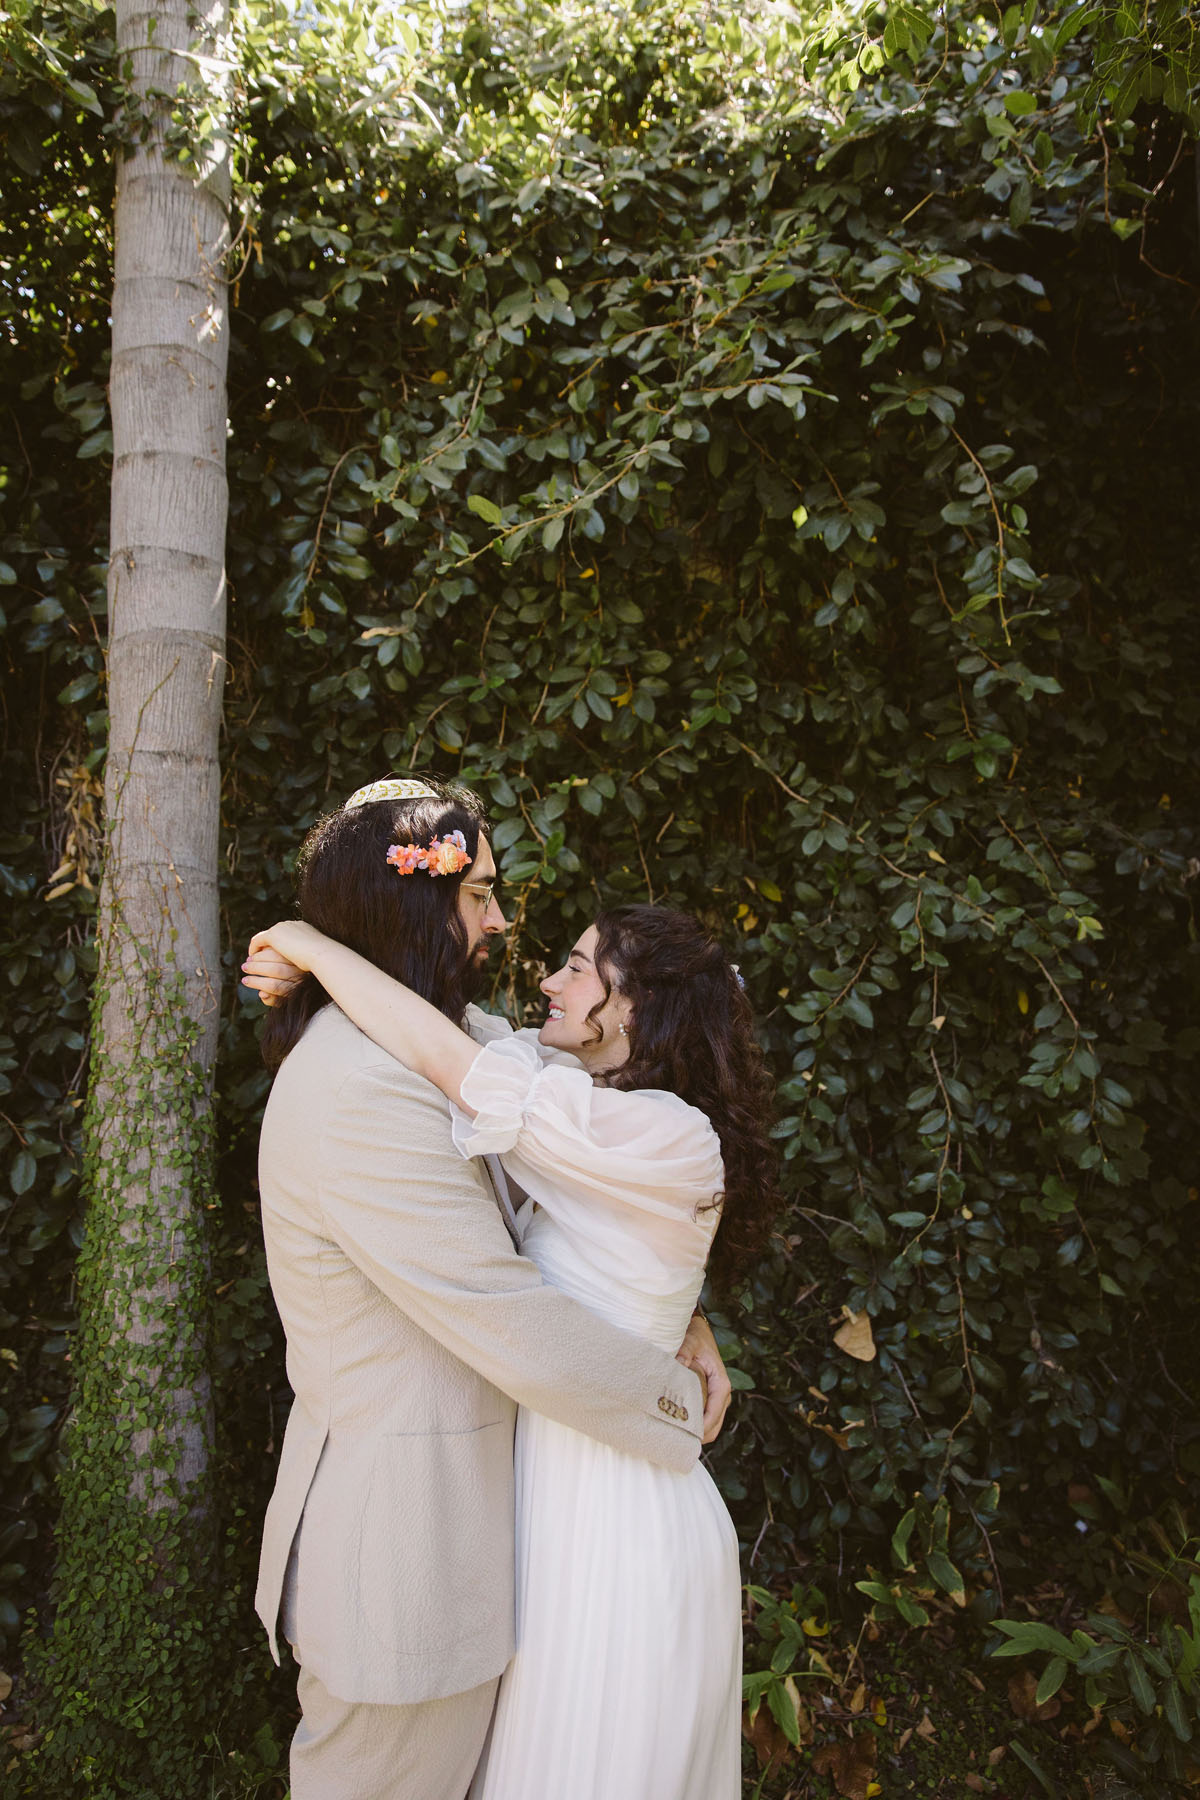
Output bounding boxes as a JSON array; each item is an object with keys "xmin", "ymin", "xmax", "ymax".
[{"xmin": 250, "ymin": 774, "xmax": 730, "ymax": 1800}]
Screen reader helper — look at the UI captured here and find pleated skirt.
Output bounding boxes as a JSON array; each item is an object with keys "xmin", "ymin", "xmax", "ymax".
[{"xmin": 470, "ymin": 1406, "xmax": 742, "ymax": 1800}]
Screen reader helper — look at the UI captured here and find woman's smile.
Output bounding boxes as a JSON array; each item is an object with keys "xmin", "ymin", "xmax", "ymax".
[{"xmin": 536, "ymin": 924, "xmax": 632, "ymax": 1072}]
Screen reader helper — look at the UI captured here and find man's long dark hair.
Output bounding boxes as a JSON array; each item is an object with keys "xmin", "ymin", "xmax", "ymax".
[
  {"xmin": 261, "ymin": 776, "xmax": 492, "ymax": 1071},
  {"xmin": 588, "ymin": 905, "xmax": 780, "ymax": 1288}
]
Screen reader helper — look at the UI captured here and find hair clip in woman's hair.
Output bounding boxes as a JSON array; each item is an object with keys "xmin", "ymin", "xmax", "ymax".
[
  {"xmin": 730, "ymin": 963, "xmax": 746, "ymax": 990},
  {"xmin": 386, "ymin": 830, "xmax": 470, "ymax": 876}
]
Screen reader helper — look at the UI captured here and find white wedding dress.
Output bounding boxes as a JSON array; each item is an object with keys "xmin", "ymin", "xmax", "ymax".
[{"xmin": 452, "ymin": 1032, "xmax": 742, "ymax": 1800}]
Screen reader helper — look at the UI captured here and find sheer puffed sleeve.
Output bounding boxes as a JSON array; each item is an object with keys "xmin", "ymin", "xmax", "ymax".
[{"xmin": 450, "ymin": 1034, "xmax": 722, "ymax": 1286}]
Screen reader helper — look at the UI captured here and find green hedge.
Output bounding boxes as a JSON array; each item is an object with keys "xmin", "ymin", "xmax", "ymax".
[{"xmin": 1, "ymin": 0, "xmax": 1198, "ymax": 1789}]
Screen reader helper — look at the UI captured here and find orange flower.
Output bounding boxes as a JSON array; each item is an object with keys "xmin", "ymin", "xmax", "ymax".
[{"xmin": 387, "ymin": 830, "xmax": 469, "ymax": 876}]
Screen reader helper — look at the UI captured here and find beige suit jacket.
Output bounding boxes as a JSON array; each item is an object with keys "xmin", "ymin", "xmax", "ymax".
[{"xmin": 255, "ymin": 1003, "xmax": 703, "ymax": 1706}]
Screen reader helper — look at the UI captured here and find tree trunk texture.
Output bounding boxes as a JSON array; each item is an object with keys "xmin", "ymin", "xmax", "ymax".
[
  {"xmin": 96, "ymin": 0, "xmax": 230, "ymax": 1494},
  {"xmin": 34, "ymin": 2, "xmax": 232, "ymax": 1780}
]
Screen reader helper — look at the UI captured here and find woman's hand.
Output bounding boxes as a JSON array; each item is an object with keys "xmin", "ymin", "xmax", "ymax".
[
  {"xmin": 676, "ymin": 1312, "xmax": 732, "ymax": 1445},
  {"xmin": 241, "ymin": 920, "xmax": 327, "ymax": 1006}
]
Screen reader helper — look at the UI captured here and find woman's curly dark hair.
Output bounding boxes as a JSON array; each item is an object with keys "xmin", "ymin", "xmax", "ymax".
[{"xmin": 588, "ymin": 904, "xmax": 780, "ymax": 1287}]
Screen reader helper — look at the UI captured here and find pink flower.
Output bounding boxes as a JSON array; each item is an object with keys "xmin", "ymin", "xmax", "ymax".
[
  {"xmin": 386, "ymin": 843, "xmax": 424, "ymax": 874},
  {"xmin": 387, "ymin": 829, "xmax": 470, "ymax": 877}
]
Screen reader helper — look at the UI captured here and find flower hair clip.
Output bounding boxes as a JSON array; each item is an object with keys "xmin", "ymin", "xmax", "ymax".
[{"xmin": 386, "ymin": 829, "xmax": 470, "ymax": 877}]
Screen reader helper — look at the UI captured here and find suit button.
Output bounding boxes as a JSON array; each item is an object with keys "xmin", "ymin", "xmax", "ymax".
[
  {"xmin": 658, "ymin": 1396, "xmax": 671, "ymax": 1413},
  {"xmin": 679, "ymin": 1405, "xmax": 689, "ymax": 1422}
]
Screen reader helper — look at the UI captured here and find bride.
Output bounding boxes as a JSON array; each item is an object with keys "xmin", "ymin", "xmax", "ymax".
[{"xmin": 243, "ymin": 894, "xmax": 779, "ymax": 1800}]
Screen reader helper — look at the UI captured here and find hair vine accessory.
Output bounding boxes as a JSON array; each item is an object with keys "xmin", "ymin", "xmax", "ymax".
[
  {"xmin": 387, "ymin": 829, "xmax": 470, "ymax": 877},
  {"xmin": 344, "ymin": 777, "xmax": 441, "ymax": 810},
  {"xmin": 730, "ymin": 963, "xmax": 746, "ymax": 990}
]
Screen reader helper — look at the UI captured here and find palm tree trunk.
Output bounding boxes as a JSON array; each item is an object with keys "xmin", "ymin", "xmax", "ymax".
[{"xmin": 34, "ymin": 0, "xmax": 233, "ymax": 1785}]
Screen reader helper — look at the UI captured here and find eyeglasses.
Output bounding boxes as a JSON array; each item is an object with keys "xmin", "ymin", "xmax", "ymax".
[{"xmin": 459, "ymin": 880, "xmax": 496, "ymax": 906}]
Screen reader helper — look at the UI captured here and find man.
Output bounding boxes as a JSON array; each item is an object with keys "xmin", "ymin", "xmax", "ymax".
[{"xmin": 246, "ymin": 774, "xmax": 730, "ymax": 1800}]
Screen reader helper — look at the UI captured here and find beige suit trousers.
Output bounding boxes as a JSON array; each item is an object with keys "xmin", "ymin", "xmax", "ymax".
[
  {"xmin": 284, "ymin": 1554, "xmax": 497, "ymax": 1799},
  {"xmin": 290, "ymin": 1664, "xmax": 497, "ymax": 1800}
]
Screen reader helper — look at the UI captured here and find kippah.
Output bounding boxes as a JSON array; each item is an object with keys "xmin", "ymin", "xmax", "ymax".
[{"xmin": 343, "ymin": 777, "xmax": 441, "ymax": 810}]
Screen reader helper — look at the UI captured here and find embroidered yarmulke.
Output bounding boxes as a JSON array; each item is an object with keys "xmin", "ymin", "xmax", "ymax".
[{"xmin": 343, "ymin": 777, "xmax": 441, "ymax": 810}]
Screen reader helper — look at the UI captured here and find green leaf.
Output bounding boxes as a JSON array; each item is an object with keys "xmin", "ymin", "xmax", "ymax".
[
  {"xmin": 927, "ymin": 1551, "xmax": 965, "ymax": 1606},
  {"xmin": 894, "ymin": 1591, "xmax": 931, "ymax": 1628},
  {"xmin": 516, "ymin": 174, "xmax": 549, "ymax": 212},
  {"xmin": 57, "ymin": 672, "xmax": 98, "ymax": 706},
  {"xmin": 1126, "ymin": 1651, "xmax": 1156, "ymax": 1715},
  {"xmin": 1163, "ymin": 1678, "xmax": 1193, "ymax": 1743},
  {"xmin": 1035, "ymin": 1656, "xmax": 1069, "ymax": 1705},
  {"xmin": 891, "ymin": 1507, "xmax": 917, "ymax": 1567},
  {"xmin": 11, "ymin": 1149, "xmax": 37, "ymax": 1195},
  {"xmin": 468, "ymin": 494, "xmax": 503, "ymax": 526},
  {"xmin": 882, "ymin": 13, "xmax": 910, "ymax": 59},
  {"xmin": 1008, "ymin": 1739, "xmax": 1055, "ymax": 1795},
  {"xmin": 766, "ymin": 1678, "xmax": 801, "ymax": 1747},
  {"xmin": 842, "ymin": 991, "xmax": 874, "ymax": 1029},
  {"xmin": 991, "ymin": 1621, "xmax": 1076, "ymax": 1659},
  {"xmin": 65, "ymin": 76, "xmax": 103, "ymax": 116}
]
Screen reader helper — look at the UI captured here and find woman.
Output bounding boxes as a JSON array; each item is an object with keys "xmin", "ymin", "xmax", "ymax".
[{"xmin": 243, "ymin": 893, "xmax": 779, "ymax": 1800}]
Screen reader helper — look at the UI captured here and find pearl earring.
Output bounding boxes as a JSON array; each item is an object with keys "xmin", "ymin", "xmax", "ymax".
[{"xmin": 617, "ymin": 1022, "xmax": 628, "ymax": 1037}]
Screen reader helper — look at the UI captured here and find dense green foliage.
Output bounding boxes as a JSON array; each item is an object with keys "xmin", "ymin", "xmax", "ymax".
[
  {"xmin": 24, "ymin": 980, "xmax": 228, "ymax": 1794},
  {"xmin": 1, "ymin": 0, "xmax": 1198, "ymax": 1792},
  {"xmin": 0, "ymin": 0, "xmax": 113, "ymax": 1668}
]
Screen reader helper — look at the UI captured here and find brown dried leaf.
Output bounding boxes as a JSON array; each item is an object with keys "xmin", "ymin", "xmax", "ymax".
[
  {"xmin": 743, "ymin": 1704, "xmax": 791, "ymax": 1773},
  {"xmin": 1149, "ymin": 1578, "xmax": 1191, "ymax": 1624},
  {"xmin": 965, "ymin": 1776, "xmax": 992, "ymax": 1794},
  {"xmin": 811, "ymin": 1736, "xmax": 878, "ymax": 1800},
  {"xmin": 833, "ymin": 1309, "xmax": 877, "ymax": 1362},
  {"xmin": 915, "ymin": 1709, "xmax": 937, "ymax": 1740},
  {"xmin": 0, "ymin": 1673, "xmax": 11, "ymax": 1705},
  {"xmin": 1008, "ymin": 1668, "xmax": 1061, "ymax": 1722},
  {"xmin": 807, "ymin": 1416, "xmax": 855, "ymax": 1451}
]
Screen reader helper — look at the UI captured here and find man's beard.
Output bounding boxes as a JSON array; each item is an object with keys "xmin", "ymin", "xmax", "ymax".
[{"xmin": 461, "ymin": 939, "xmax": 494, "ymax": 1003}]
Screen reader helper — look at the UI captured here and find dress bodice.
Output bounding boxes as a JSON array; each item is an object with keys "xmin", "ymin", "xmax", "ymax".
[
  {"xmin": 452, "ymin": 1032, "xmax": 722, "ymax": 1354},
  {"xmin": 517, "ymin": 1203, "xmax": 706, "ymax": 1354}
]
